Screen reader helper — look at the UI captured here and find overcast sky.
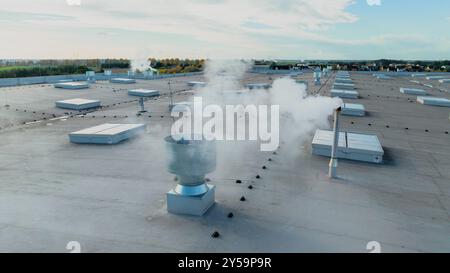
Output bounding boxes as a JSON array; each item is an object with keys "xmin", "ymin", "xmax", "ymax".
[{"xmin": 0, "ymin": 0, "xmax": 449, "ymax": 60}]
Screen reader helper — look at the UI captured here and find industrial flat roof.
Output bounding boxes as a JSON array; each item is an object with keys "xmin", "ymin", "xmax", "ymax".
[{"xmin": 1, "ymin": 72, "xmax": 450, "ymax": 253}]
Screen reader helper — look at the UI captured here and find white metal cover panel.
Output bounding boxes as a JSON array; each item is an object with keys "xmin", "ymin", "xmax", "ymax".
[
  {"xmin": 56, "ymin": 98, "xmax": 99, "ymax": 105},
  {"xmin": 335, "ymin": 79, "xmax": 353, "ymax": 84},
  {"xmin": 400, "ymin": 88, "xmax": 427, "ymax": 95},
  {"xmin": 331, "ymin": 89, "xmax": 359, "ymax": 99},
  {"xmin": 311, "ymin": 129, "xmax": 384, "ymax": 163},
  {"xmin": 96, "ymin": 124, "xmax": 144, "ymax": 135},
  {"xmin": 417, "ymin": 96, "xmax": 450, "ymax": 107},
  {"xmin": 188, "ymin": 81, "xmax": 206, "ymax": 87},
  {"xmin": 69, "ymin": 123, "xmax": 146, "ymax": 144},
  {"xmin": 54, "ymin": 82, "xmax": 89, "ymax": 89},
  {"xmin": 333, "ymin": 83, "xmax": 355, "ymax": 90},
  {"xmin": 128, "ymin": 89, "xmax": 160, "ymax": 97},
  {"xmin": 311, "ymin": 130, "xmax": 346, "ymax": 148},
  {"xmin": 346, "ymin": 132, "xmax": 383, "ymax": 155},
  {"xmin": 335, "ymin": 77, "xmax": 352, "ymax": 81},
  {"xmin": 110, "ymin": 78, "xmax": 136, "ymax": 84},
  {"xmin": 426, "ymin": 76, "xmax": 445, "ymax": 80},
  {"xmin": 342, "ymin": 103, "xmax": 365, "ymax": 116},
  {"xmin": 171, "ymin": 102, "xmax": 193, "ymax": 113},
  {"xmin": 246, "ymin": 83, "xmax": 271, "ymax": 89},
  {"xmin": 55, "ymin": 98, "xmax": 100, "ymax": 110}
]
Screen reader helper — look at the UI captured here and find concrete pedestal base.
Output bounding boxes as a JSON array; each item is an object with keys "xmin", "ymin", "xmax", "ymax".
[{"xmin": 167, "ymin": 184, "xmax": 215, "ymax": 216}]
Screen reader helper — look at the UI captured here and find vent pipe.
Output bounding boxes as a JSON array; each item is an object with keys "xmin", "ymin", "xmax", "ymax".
[
  {"xmin": 314, "ymin": 67, "xmax": 322, "ymax": 86},
  {"xmin": 86, "ymin": 71, "xmax": 96, "ymax": 83},
  {"xmin": 165, "ymin": 135, "xmax": 216, "ymax": 216},
  {"xmin": 138, "ymin": 98, "xmax": 146, "ymax": 113},
  {"xmin": 329, "ymin": 106, "xmax": 341, "ymax": 178}
]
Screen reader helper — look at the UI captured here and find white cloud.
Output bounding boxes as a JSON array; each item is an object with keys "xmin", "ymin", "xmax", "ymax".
[
  {"xmin": 367, "ymin": 0, "xmax": 381, "ymax": 6},
  {"xmin": 0, "ymin": 0, "xmax": 358, "ymax": 58},
  {"xmin": 66, "ymin": 0, "xmax": 81, "ymax": 6},
  {"xmin": 1, "ymin": 0, "xmax": 447, "ymax": 59}
]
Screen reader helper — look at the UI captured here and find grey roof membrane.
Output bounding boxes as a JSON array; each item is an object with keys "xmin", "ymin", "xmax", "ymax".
[{"xmin": 0, "ymin": 72, "xmax": 450, "ymax": 253}]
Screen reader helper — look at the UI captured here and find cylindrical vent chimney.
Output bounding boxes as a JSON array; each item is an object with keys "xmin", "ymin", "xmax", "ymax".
[
  {"xmin": 329, "ymin": 107, "xmax": 341, "ymax": 178},
  {"xmin": 165, "ymin": 136, "xmax": 216, "ymax": 196}
]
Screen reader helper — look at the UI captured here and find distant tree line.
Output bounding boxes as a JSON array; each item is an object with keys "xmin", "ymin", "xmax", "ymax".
[
  {"xmin": 100, "ymin": 59, "xmax": 130, "ymax": 69},
  {"xmin": 0, "ymin": 59, "xmax": 131, "ymax": 78},
  {"xmin": 0, "ymin": 65, "xmax": 91, "ymax": 78},
  {"xmin": 149, "ymin": 58, "xmax": 205, "ymax": 74}
]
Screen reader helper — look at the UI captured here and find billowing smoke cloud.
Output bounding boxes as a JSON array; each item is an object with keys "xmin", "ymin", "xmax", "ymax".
[
  {"xmin": 269, "ymin": 78, "xmax": 342, "ymax": 151},
  {"xmin": 131, "ymin": 59, "xmax": 151, "ymax": 73},
  {"xmin": 193, "ymin": 59, "xmax": 342, "ymax": 157}
]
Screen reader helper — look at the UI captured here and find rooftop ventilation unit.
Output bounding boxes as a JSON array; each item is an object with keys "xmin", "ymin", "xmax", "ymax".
[
  {"xmin": 314, "ymin": 67, "xmax": 322, "ymax": 86},
  {"xmin": 170, "ymin": 101, "xmax": 193, "ymax": 113},
  {"xmin": 333, "ymin": 82, "xmax": 355, "ymax": 90},
  {"xmin": 331, "ymin": 89, "xmax": 359, "ymax": 99},
  {"xmin": 138, "ymin": 98, "xmax": 146, "ymax": 113},
  {"xmin": 335, "ymin": 78, "xmax": 353, "ymax": 84},
  {"xmin": 86, "ymin": 71, "xmax": 96, "ymax": 83},
  {"xmin": 69, "ymin": 123, "xmax": 146, "ymax": 144},
  {"xmin": 165, "ymin": 136, "xmax": 216, "ymax": 216},
  {"xmin": 400, "ymin": 88, "xmax": 427, "ymax": 96},
  {"xmin": 188, "ymin": 81, "xmax": 206, "ymax": 88},
  {"xmin": 312, "ymin": 129, "xmax": 384, "ymax": 164},
  {"xmin": 417, "ymin": 96, "xmax": 450, "ymax": 107},
  {"xmin": 341, "ymin": 103, "xmax": 365, "ymax": 116},
  {"xmin": 104, "ymin": 70, "xmax": 112, "ymax": 80},
  {"xmin": 54, "ymin": 82, "xmax": 89, "ymax": 89},
  {"xmin": 56, "ymin": 98, "xmax": 101, "ymax": 110},
  {"xmin": 128, "ymin": 89, "xmax": 160, "ymax": 97},
  {"xmin": 246, "ymin": 83, "xmax": 271, "ymax": 89},
  {"xmin": 376, "ymin": 74, "xmax": 391, "ymax": 80},
  {"xmin": 110, "ymin": 78, "xmax": 136, "ymax": 84},
  {"xmin": 329, "ymin": 107, "xmax": 341, "ymax": 178}
]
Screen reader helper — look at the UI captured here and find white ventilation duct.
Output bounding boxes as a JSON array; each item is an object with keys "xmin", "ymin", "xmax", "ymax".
[{"xmin": 165, "ymin": 136, "xmax": 216, "ymax": 216}]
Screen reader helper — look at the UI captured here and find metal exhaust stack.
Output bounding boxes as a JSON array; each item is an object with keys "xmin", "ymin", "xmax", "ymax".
[
  {"xmin": 165, "ymin": 135, "xmax": 216, "ymax": 216},
  {"xmin": 86, "ymin": 71, "xmax": 96, "ymax": 83},
  {"xmin": 314, "ymin": 67, "xmax": 322, "ymax": 86},
  {"xmin": 138, "ymin": 98, "xmax": 147, "ymax": 113},
  {"xmin": 329, "ymin": 106, "xmax": 341, "ymax": 178}
]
